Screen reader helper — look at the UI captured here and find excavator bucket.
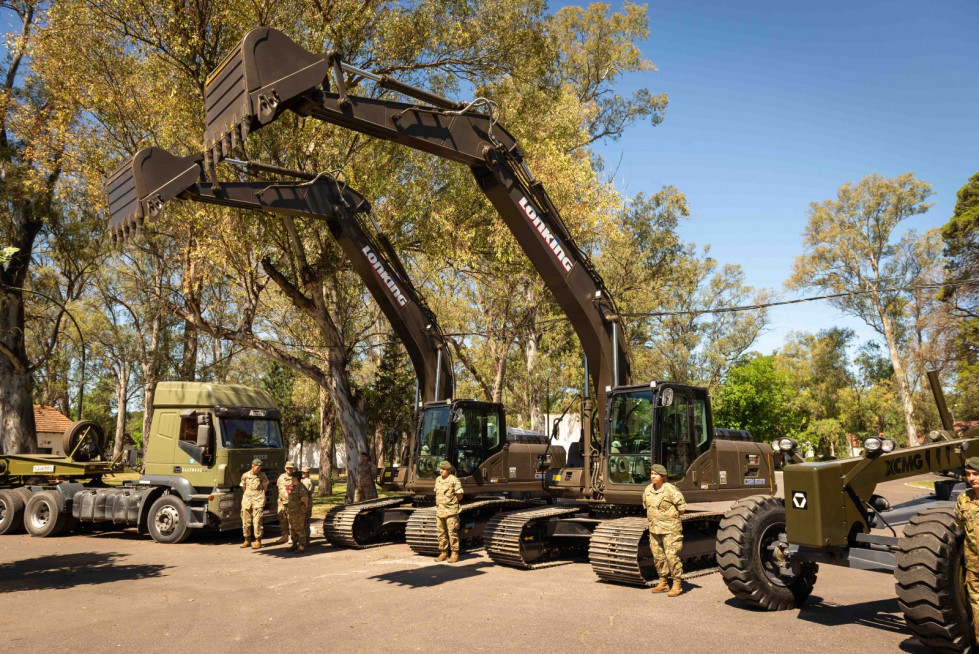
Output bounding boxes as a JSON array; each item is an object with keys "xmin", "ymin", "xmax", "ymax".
[
  {"xmin": 105, "ymin": 148, "xmax": 203, "ymax": 243},
  {"xmin": 204, "ymin": 27, "xmax": 330, "ymax": 170}
]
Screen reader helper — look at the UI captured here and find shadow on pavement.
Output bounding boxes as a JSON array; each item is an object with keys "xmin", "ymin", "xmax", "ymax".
[
  {"xmin": 368, "ymin": 560, "xmax": 494, "ymax": 588},
  {"xmin": 796, "ymin": 596, "xmax": 909, "ymax": 634},
  {"xmin": 0, "ymin": 552, "xmax": 169, "ymax": 592}
]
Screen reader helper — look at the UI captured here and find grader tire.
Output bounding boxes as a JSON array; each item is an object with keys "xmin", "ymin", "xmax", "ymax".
[
  {"xmin": 716, "ymin": 494, "xmax": 818, "ymax": 611},
  {"xmin": 0, "ymin": 488, "xmax": 27, "ymax": 535},
  {"xmin": 895, "ymin": 507, "xmax": 975, "ymax": 654}
]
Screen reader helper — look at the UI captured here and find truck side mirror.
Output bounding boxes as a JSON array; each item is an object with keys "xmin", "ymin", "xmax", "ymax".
[{"xmin": 197, "ymin": 424, "xmax": 212, "ymax": 449}]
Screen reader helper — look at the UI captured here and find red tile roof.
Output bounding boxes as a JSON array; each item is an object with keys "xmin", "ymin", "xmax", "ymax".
[{"xmin": 34, "ymin": 405, "xmax": 75, "ymax": 434}]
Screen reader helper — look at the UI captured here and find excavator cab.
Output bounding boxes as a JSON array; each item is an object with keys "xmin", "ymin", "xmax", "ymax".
[{"xmin": 412, "ymin": 400, "xmax": 505, "ymax": 483}]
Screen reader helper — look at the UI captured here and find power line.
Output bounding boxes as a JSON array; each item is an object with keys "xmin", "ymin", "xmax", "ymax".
[{"xmin": 619, "ymin": 279, "xmax": 979, "ymax": 320}]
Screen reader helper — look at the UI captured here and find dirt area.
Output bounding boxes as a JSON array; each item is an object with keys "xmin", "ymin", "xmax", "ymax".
[{"xmin": 0, "ymin": 474, "xmax": 947, "ymax": 653}]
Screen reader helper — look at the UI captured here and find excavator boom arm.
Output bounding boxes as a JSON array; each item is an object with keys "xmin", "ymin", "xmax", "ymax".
[
  {"xmin": 106, "ymin": 147, "xmax": 454, "ymax": 402},
  {"xmin": 203, "ymin": 26, "xmax": 631, "ymax": 416}
]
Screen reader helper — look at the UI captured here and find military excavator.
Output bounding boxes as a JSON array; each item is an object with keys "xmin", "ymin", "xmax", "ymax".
[
  {"xmin": 199, "ymin": 26, "xmax": 778, "ymax": 585},
  {"xmin": 106, "ymin": 147, "xmax": 555, "ymax": 552}
]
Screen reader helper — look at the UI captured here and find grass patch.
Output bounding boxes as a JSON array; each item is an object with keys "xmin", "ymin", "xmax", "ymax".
[{"xmin": 907, "ymin": 480, "xmax": 935, "ymax": 491}]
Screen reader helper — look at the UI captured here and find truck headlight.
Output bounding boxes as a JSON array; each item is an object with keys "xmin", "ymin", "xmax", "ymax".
[
  {"xmin": 863, "ymin": 436, "xmax": 882, "ymax": 453},
  {"xmin": 219, "ymin": 498, "xmax": 235, "ymax": 510},
  {"xmin": 776, "ymin": 438, "xmax": 797, "ymax": 453}
]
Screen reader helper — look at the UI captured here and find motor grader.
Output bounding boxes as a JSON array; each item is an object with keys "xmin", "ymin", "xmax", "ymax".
[{"xmin": 718, "ymin": 370, "xmax": 974, "ymax": 653}]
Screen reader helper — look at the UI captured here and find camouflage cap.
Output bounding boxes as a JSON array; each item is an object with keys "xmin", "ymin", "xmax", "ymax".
[
  {"xmin": 965, "ymin": 457, "xmax": 979, "ymax": 472},
  {"xmin": 301, "ymin": 466, "xmax": 311, "ymax": 473},
  {"xmin": 251, "ymin": 458, "xmax": 263, "ymax": 466},
  {"xmin": 651, "ymin": 464, "xmax": 668, "ymax": 477},
  {"xmin": 439, "ymin": 460, "xmax": 452, "ymax": 470},
  {"xmin": 285, "ymin": 461, "xmax": 296, "ymax": 469}
]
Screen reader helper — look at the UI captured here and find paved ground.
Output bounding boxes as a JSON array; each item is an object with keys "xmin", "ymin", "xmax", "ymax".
[{"xmin": 0, "ymin": 474, "xmax": 951, "ymax": 653}]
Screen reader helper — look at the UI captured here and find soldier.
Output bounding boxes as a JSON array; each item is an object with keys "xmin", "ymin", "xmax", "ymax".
[
  {"xmin": 955, "ymin": 456, "xmax": 979, "ymax": 642},
  {"xmin": 433, "ymin": 460, "xmax": 464, "ymax": 563},
  {"xmin": 240, "ymin": 458, "xmax": 269, "ymax": 550},
  {"xmin": 274, "ymin": 461, "xmax": 296, "ymax": 545},
  {"xmin": 642, "ymin": 463, "xmax": 687, "ymax": 596},
  {"xmin": 301, "ymin": 466, "xmax": 314, "ymax": 539},
  {"xmin": 286, "ymin": 469, "xmax": 310, "ymax": 553},
  {"xmin": 354, "ymin": 452, "xmax": 375, "ymax": 503}
]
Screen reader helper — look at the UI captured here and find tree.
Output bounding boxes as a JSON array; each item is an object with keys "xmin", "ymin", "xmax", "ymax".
[
  {"xmin": 788, "ymin": 173, "xmax": 935, "ymax": 445},
  {"xmin": 940, "ymin": 171, "xmax": 979, "ymax": 418},
  {"xmin": 713, "ymin": 354, "xmax": 799, "ymax": 441},
  {"xmin": 0, "ymin": 2, "xmax": 100, "ymax": 454}
]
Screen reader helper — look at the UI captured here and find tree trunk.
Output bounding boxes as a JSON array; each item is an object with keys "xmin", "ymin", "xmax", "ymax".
[
  {"xmin": 112, "ymin": 365, "xmax": 129, "ymax": 458},
  {"xmin": 178, "ymin": 318, "xmax": 198, "ymax": 381},
  {"xmin": 879, "ymin": 311, "xmax": 918, "ymax": 445},
  {"xmin": 0, "ymin": 292, "xmax": 36, "ymax": 454},
  {"xmin": 318, "ymin": 387, "xmax": 334, "ymax": 497}
]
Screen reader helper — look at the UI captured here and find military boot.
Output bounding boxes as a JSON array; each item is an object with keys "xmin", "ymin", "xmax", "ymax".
[
  {"xmin": 448, "ymin": 552, "xmax": 459, "ymax": 563},
  {"xmin": 668, "ymin": 579, "xmax": 683, "ymax": 597},
  {"xmin": 434, "ymin": 552, "xmax": 449, "ymax": 562},
  {"xmin": 240, "ymin": 539, "xmax": 251, "ymax": 548},
  {"xmin": 252, "ymin": 539, "xmax": 262, "ymax": 550},
  {"xmin": 650, "ymin": 579, "xmax": 669, "ymax": 593}
]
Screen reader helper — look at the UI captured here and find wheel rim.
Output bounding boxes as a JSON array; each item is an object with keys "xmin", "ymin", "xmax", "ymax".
[
  {"xmin": 0, "ymin": 502, "xmax": 6, "ymax": 523},
  {"xmin": 757, "ymin": 520, "xmax": 799, "ymax": 588},
  {"xmin": 155, "ymin": 505, "xmax": 180, "ymax": 536},
  {"xmin": 30, "ymin": 502, "xmax": 51, "ymax": 530}
]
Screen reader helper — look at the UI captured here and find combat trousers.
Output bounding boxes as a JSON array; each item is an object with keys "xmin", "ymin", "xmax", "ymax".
[
  {"xmin": 436, "ymin": 514, "xmax": 460, "ymax": 553},
  {"xmin": 967, "ymin": 568, "xmax": 979, "ymax": 641},
  {"xmin": 354, "ymin": 484, "xmax": 373, "ymax": 503},
  {"xmin": 241, "ymin": 500, "xmax": 265, "ymax": 540},
  {"xmin": 278, "ymin": 504, "xmax": 291, "ymax": 538},
  {"xmin": 650, "ymin": 529, "xmax": 683, "ymax": 580},
  {"xmin": 288, "ymin": 507, "xmax": 308, "ymax": 548}
]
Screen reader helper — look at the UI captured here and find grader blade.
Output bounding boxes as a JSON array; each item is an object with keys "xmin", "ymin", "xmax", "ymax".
[
  {"xmin": 204, "ymin": 27, "xmax": 330, "ymax": 170},
  {"xmin": 106, "ymin": 148, "xmax": 203, "ymax": 243}
]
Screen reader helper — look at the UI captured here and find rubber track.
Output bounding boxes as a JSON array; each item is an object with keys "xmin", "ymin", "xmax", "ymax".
[
  {"xmin": 589, "ymin": 513, "xmax": 724, "ymax": 587},
  {"xmin": 894, "ymin": 507, "xmax": 974, "ymax": 654},
  {"xmin": 405, "ymin": 499, "xmax": 532, "ymax": 556},
  {"xmin": 484, "ymin": 505, "xmax": 586, "ymax": 569},
  {"xmin": 322, "ymin": 496, "xmax": 412, "ymax": 549}
]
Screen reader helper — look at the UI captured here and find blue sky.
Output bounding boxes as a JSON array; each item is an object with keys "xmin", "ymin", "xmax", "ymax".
[{"xmin": 570, "ymin": 0, "xmax": 978, "ymax": 354}]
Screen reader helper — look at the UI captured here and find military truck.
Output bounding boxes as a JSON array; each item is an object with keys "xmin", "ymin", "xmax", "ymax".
[{"xmin": 0, "ymin": 382, "xmax": 285, "ymax": 543}]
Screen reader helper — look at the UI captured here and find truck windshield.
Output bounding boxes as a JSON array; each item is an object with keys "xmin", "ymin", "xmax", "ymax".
[
  {"xmin": 416, "ymin": 406, "xmax": 450, "ymax": 480},
  {"xmin": 220, "ymin": 418, "xmax": 284, "ymax": 449},
  {"xmin": 607, "ymin": 391, "xmax": 654, "ymax": 485}
]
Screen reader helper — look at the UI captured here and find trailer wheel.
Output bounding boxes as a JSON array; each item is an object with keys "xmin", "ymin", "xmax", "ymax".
[
  {"xmin": 24, "ymin": 490, "xmax": 68, "ymax": 537},
  {"xmin": 147, "ymin": 495, "xmax": 191, "ymax": 544},
  {"xmin": 0, "ymin": 488, "xmax": 27, "ymax": 535},
  {"xmin": 716, "ymin": 494, "xmax": 818, "ymax": 610},
  {"xmin": 895, "ymin": 507, "xmax": 975, "ymax": 653}
]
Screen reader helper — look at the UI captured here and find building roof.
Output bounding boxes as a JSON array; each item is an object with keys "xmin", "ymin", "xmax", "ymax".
[{"xmin": 34, "ymin": 405, "xmax": 75, "ymax": 434}]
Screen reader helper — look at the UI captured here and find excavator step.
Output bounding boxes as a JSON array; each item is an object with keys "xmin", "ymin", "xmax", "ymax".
[
  {"xmin": 485, "ymin": 504, "xmax": 589, "ymax": 569},
  {"xmin": 322, "ymin": 496, "xmax": 413, "ymax": 549}
]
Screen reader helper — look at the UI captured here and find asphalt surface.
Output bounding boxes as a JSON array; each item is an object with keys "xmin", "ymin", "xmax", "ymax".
[{"xmin": 0, "ymin": 474, "xmax": 950, "ymax": 653}]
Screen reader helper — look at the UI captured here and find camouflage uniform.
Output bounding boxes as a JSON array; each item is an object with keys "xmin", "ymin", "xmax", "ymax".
[
  {"xmin": 240, "ymin": 469, "xmax": 269, "ymax": 540},
  {"xmin": 434, "ymin": 472, "xmax": 463, "ymax": 554},
  {"xmin": 301, "ymin": 473, "xmax": 314, "ymax": 536},
  {"xmin": 276, "ymin": 472, "xmax": 293, "ymax": 539},
  {"xmin": 354, "ymin": 457, "xmax": 375, "ymax": 503},
  {"xmin": 286, "ymin": 480, "xmax": 309, "ymax": 550},
  {"xmin": 642, "ymin": 481, "xmax": 686, "ymax": 582},
  {"xmin": 954, "ymin": 487, "xmax": 979, "ymax": 641}
]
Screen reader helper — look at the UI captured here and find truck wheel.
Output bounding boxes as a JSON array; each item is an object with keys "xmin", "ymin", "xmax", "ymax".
[
  {"xmin": 895, "ymin": 507, "xmax": 975, "ymax": 653},
  {"xmin": 147, "ymin": 495, "xmax": 191, "ymax": 544},
  {"xmin": 24, "ymin": 490, "xmax": 68, "ymax": 537},
  {"xmin": 0, "ymin": 488, "xmax": 27, "ymax": 535},
  {"xmin": 62, "ymin": 421, "xmax": 105, "ymax": 462},
  {"xmin": 716, "ymin": 495, "xmax": 818, "ymax": 610}
]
